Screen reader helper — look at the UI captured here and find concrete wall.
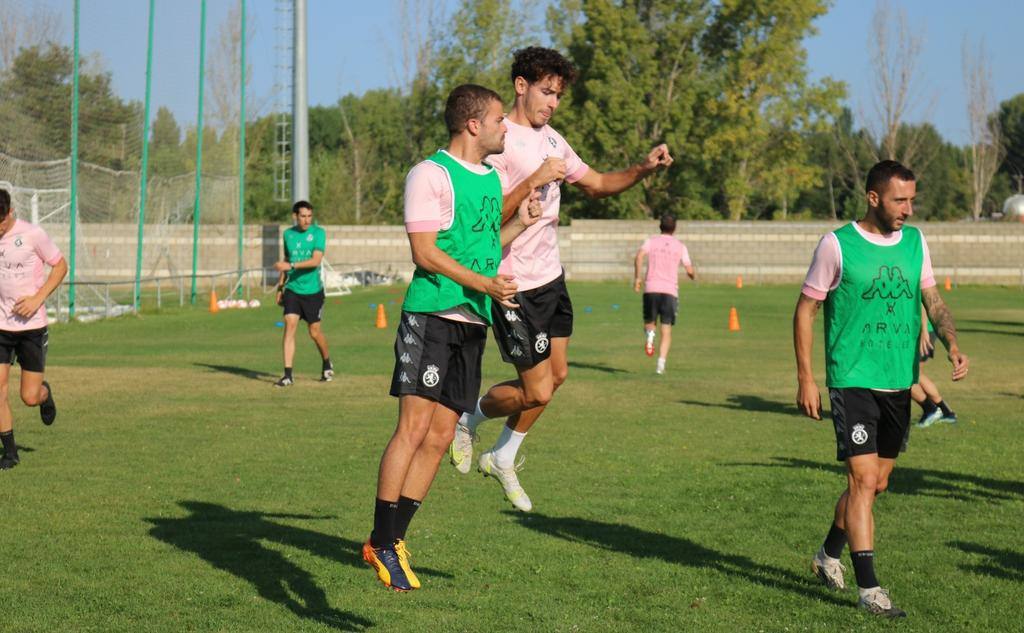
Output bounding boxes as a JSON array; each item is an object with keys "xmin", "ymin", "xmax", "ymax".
[{"xmin": 49, "ymin": 220, "xmax": 1024, "ymax": 285}]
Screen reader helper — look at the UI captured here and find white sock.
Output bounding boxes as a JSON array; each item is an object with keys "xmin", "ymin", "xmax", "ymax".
[
  {"xmin": 492, "ymin": 424, "xmax": 527, "ymax": 468},
  {"xmin": 646, "ymin": 330, "xmax": 655, "ymax": 342},
  {"xmin": 656, "ymin": 357, "xmax": 666, "ymax": 371},
  {"xmin": 462, "ymin": 398, "xmax": 489, "ymax": 433}
]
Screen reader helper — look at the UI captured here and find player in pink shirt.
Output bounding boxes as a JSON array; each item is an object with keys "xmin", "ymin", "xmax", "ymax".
[
  {"xmin": 450, "ymin": 47, "xmax": 674, "ymax": 511},
  {"xmin": 634, "ymin": 213, "xmax": 695, "ymax": 375},
  {"xmin": 0, "ymin": 189, "xmax": 68, "ymax": 469}
]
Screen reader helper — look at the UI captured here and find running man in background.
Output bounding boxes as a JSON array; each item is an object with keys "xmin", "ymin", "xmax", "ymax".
[
  {"xmin": 634, "ymin": 213, "xmax": 695, "ymax": 375},
  {"xmin": 450, "ymin": 47, "xmax": 673, "ymax": 512},
  {"xmin": 913, "ymin": 306, "xmax": 957, "ymax": 427},
  {"xmin": 794, "ymin": 160, "xmax": 969, "ymax": 618},
  {"xmin": 273, "ymin": 201, "xmax": 332, "ymax": 387},
  {"xmin": 362, "ymin": 84, "xmax": 541, "ymax": 592},
  {"xmin": 0, "ymin": 188, "xmax": 67, "ymax": 469}
]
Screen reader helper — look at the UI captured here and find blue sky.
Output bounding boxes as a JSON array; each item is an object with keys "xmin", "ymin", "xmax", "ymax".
[{"xmin": 32, "ymin": 0, "xmax": 1023, "ymax": 145}]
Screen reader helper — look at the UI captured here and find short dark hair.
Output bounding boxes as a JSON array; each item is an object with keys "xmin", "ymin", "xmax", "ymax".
[
  {"xmin": 865, "ymin": 160, "xmax": 915, "ymax": 195},
  {"xmin": 0, "ymin": 189, "xmax": 9, "ymax": 219},
  {"xmin": 292, "ymin": 200, "xmax": 313, "ymax": 214},
  {"xmin": 659, "ymin": 213, "xmax": 676, "ymax": 234},
  {"xmin": 510, "ymin": 47, "xmax": 577, "ymax": 86},
  {"xmin": 444, "ymin": 84, "xmax": 502, "ymax": 136}
]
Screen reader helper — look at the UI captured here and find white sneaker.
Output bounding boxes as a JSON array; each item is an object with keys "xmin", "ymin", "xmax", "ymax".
[
  {"xmin": 656, "ymin": 358, "xmax": 666, "ymax": 375},
  {"xmin": 449, "ymin": 420, "xmax": 476, "ymax": 475},
  {"xmin": 477, "ymin": 450, "xmax": 532, "ymax": 512},
  {"xmin": 811, "ymin": 550, "xmax": 846, "ymax": 590},
  {"xmin": 858, "ymin": 586, "xmax": 906, "ymax": 618}
]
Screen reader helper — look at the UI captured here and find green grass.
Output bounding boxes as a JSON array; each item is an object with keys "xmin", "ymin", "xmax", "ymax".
[{"xmin": 3, "ymin": 282, "xmax": 1022, "ymax": 632}]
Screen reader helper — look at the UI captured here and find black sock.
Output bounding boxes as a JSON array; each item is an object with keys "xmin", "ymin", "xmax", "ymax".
[
  {"xmin": 371, "ymin": 498, "xmax": 398, "ymax": 548},
  {"xmin": 937, "ymin": 400, "xmax": 953, "ymax": 416},
  {"xmin": 851, "ymin": 550, "xmax": 880, "ymax": 589},
  {"xmin": 822, "ymin": 522, "xmax": 847, "ymax": 559},
  {"xmin": 322, "ymin": 357, "xmax": 332, "ymax": 371},
  {"xmin": 284, "ymin": 367, "xmax": 293, "ymax": 380},
  {"xmin": 0, "ymin": 430, "xmax": 15, "ymax": 457},
  {"xmin": 920, "ymin": 399, "xmax": 938, "ymax": 415},
  {"xmin": 394, "ymin": 496, "xmax": 421, "ymax": 542}
]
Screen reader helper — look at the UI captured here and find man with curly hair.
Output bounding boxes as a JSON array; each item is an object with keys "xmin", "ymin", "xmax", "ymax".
[{"xmin": 449, "ymin": 47, "xmax": 674, "ymax": 511}]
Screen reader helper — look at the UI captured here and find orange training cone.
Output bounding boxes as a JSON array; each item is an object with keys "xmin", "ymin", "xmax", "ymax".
[
  {"xmin": 375, "ymin": 303, "xmax": 388, "ymax": 329},
  {"xmin": 944, "ymin": 276, "xmax": 952, "ymax": 291},
  {"xmin": 736, "ymin": 275, "xmax": 743, "ymax": 289},
  {"xmin": 209, "ymin": 290, "xmax": 219, "ymax": 314},
  {"xmin": 728, "ymin": 306, "xmax": 741, "ymax": 332}
]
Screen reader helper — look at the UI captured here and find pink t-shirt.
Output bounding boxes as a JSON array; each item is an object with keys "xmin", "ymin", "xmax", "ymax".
[
  {"xmin": 402, "ymin": 152, "xmax": 495, "ymax": 325},
  {"xmin": 801, "ymin": 222, "xmax": 936, "ymax": 301},
  {"xmin": 640, "ymin": 234, "xmax": 692, "ymax": 297},
  {"xmin": 488, "ymin": 119, "xmax": 589, "ymax": 291},
  {"xmin": 0, "ymin": 219, "xmax": 63, "ymax": 331}
]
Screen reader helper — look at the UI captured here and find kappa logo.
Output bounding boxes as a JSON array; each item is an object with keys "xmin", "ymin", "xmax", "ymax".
[
  {"xmin": 399, "ymin": 371, "xmax": 413, "ymax": 384},
  {"xmin": 422, "ymin": 364, "xmax": 440, "ymax": 387},
  {"xmin": 400, "ymin": 352, "xmax": 412, "ymax": 364},
  {"xmin": 406, "ymin": 314, "xmax": 419, "ymax": 327},
  {"xmin": 547, "ymin": 136, "xmax": 557, "ymax": 148},
  {"xmin": 403, "ymin": 333, "xmax": 417, "ymax": 345},
  {"xmin": 504, "ymin": 310, "xmax": 520, "ymax": 323},
  {"xmin": 534, "ymin": 332, "xmax": 549, "ymax": 354},
  {"xmin": 13, "ymin": 237, "xmax": 22, "ymax": 248},
  {"xmin": 861, "ymin": 266, "xmax": 913, "ymax": 301},
  {"xmin": 851, "ymin": 423, "xmax": 869, "ymax": 445},
  {"xmin": 511, "ymin": 345, "xmax": 524, "ymax": 357},
  {"xmin": 306, "ymin": 234, "xmax": 313, "ymax": 242}
]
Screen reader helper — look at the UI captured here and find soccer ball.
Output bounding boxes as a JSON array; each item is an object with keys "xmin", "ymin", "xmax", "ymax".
[
  {"xmin": 217, "ymin": 300, "xmax": 227, "ymax": 310},
  {"xmin": 249, "ymin": 299, "xmax": 261, "ymax": 308}
]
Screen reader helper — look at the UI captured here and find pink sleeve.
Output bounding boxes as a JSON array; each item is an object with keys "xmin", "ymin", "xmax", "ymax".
[
  {"xmin": 558, "ymin": 131, "xmax": 589, "ymax": 183},
  {"xmin": 33, "ymin": 226, "xmax": 63, "ymax": 265},
  {"xmin": 486, "ymin": 153, "xmax": 512, "ymax": 194},
  {"xmin": 639, "ymin": 238, "xmax": 651, "ymax": 254},
  {"xmin": 679, "ymin": 243, "xmax": 692, "ymax": 268},
  {"xmin": 919, "ymin": 232, "xmax": 936, "ymax": 289},
  {"xmin": 801, "ymin": 234, "xmax": 841, "ymax": 301},
  {"xmin": 403, "ymin": 162, "xmax": 447, "ymax": 233}
]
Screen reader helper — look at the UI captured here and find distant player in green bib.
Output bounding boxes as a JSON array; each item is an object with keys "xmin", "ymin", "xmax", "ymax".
[
  {"xmin": 273, "ymin": 201, "xmax": 332, "ymax": 386},
  {"xmin": 793, "ymin": 160, "xmax": 969, "ymax": 618}
]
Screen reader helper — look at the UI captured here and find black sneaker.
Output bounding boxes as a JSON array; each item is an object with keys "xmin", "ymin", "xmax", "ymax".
[
  {"xmin": 0, "ymin": 453, "xmax": 20, "ymax": 470},
  {"xmin": 274, "ymin": 376, "xmax": 294, "ymax": 387},
  {"xmin": 40, "ymin": 381, "xmax": 56, "ymax": 425}
]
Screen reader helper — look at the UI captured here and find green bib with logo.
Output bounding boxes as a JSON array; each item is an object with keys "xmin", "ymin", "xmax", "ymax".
[
  {"xmin": 283, "ymin": 224, "xmax": 326, "ymax": 294},
  {"xmin": 402, "ymin": 150, "xmax": 502, "ymax": 322},
  {"xmin": 824, "ymin": 223, "xmax": 923, "ymax": 389}
]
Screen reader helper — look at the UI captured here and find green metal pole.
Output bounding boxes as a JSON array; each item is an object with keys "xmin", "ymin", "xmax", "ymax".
[
  {"xmin": 134, "ymin": 0, "xmax": 156, "ymax": 311},
  {"xmin": 237, "ymin": 0, "xmax": 246, "ymax": 294},
  {"xmin": 191, "ymin": 0, "xmax": 207, "ymax": 305},
  {"xmin": 68, "ymin": 0, "xmax": 80, "ymax": 319}
]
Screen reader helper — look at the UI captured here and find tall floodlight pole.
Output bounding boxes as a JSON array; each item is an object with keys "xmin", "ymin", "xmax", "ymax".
[
  {"xmin": 191, "ymin": 0, "xmax": 208, "ymax": 305},
  {"xmin": 292, "ymin": 0, "xmax": 309, "ymax": 202},
  {"xmin": 69, "ymin": 0, "xmax": 81, "ymax": 319},
  {"xmin": 237, "ymin": 0, "xmax": 247, "ymax": 287},
  {"xmin": 134, "ymin": 0, "xmax": 156, "ymax": 311}
]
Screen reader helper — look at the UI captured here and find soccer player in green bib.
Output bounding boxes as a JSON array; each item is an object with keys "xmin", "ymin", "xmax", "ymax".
[
  {"xmin": 361, "ymin": 84, "xmax": 541, "ymax": 592},
  {"xmin": 793, "ymin": 160, "xmax": 969, "ymax": 617},
  {"xmin": 272, "ymin": 201, "xmax": 332, "ymax": 386}
]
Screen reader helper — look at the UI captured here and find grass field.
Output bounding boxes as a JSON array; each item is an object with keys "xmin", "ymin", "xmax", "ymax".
[{"xmin": 2, "ymin": 282, "xmax": 1021, "ymax": 632}]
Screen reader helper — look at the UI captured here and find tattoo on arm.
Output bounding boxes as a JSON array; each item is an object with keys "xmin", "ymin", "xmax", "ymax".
[{"xmin": 922, "ymin": 288, "xmax": 958, "ymax": 350}]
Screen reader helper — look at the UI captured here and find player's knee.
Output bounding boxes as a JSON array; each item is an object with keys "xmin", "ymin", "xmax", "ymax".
[
  {"xmin": 552, "ymin": 366, "xmax": 569, "ymax": 389},
  {"xmin": 426, "ymin": 424, "xmax": 456, "ymax": 452},
  {"xmin": 522, "ymin": 386, "xmax": 553, "ymax": 409},
  {"xmin": 851, "ymin": 471, "xmax": 880, "ymax": 495},
  {"xmin": 875, "ymin": 477, "xmax": 889, "ymax": 495},
  {"xmin": 20, "ymin": 391, "xmax": 41, "ymax": 407}
]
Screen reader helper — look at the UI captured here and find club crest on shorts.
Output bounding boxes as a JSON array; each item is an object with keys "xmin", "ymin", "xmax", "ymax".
[
  {"xmin": 422, "ymin": 364, "xmax": 440, "ymax": 387},
  {"xmin": 851, "ymin": 423, "xmax": 869, "ymax": 445},
  {"xmin": 534, "ymin": 332, "xmax": 549, "ymax": 354}
]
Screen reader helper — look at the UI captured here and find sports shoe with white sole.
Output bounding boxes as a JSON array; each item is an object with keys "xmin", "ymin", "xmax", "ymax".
[
  {"xmin": 811, "ymin": 550, "xmax": 847, "ymax": 591},
  {"xmin": 274, "ymin": 376, "xmax": 294, "ymax": 387},
  {"xmin": 449, "ymin": 421, "xmax": 476, "ymax": 475},
  {"xmin": 478, "ymin": 450, "xmax": 532, "ymax": 512},
  {"xmin": 916, "ymin": 408, "xmax": 942, "ymax": 428},
  {"xmin": 940, "ymin": 410, "xmax": 958, "ymax": 424},
  {"xmin": 656, "ymin": 358, "xmax": 666, "ymax": 375},
  {"xmin": 858, "ymin": 587, "xmax": 906, "ymax": 618}
]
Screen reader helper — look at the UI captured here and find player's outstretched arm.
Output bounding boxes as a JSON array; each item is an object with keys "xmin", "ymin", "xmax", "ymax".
[
  {"xmin": 499, "ymin": 157, "xmax": 567, "ymax": 223},
  {"xmin": 572, "ymin": 144, "xmax": 673, "ymax": 199},
  {"xmin": 922, "ymin": 286, "xmax": 969, "ymax": 381},
  {"xmin": 793, "ymin": 293, "xmax": 822, "ymax": 420},
  {"xmin": 501, "ymin": 189, "xmax": 542, "ymax": 247},
  {"xmin": 408, "ymin": 232, "xmax": 518, "ymax": 307}
]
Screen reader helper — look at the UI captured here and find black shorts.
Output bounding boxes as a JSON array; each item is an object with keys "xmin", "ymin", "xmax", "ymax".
[
  {"xmin": 829, "ymin": 388, "xmax": 911, "ymax": 461},
  {"xmin": 642, "ymin": 293, "xmax": 678, "ymax": 326},
  {"xmin": 0, "ymin": 327, "xmax": 48, "ymax": 373},
  {"xmin": 389, "ymin": 311, "xmax": 487, "ymax": 414},
  {"xmin": 491, "ymin": 274, "xmax": 573, "ymax": 367},
  {"xmin": 282, "ymin": 289, "xmax": 325, "ymax": 323},
  {"xmin": 920, "ymin": 331, "xmax": 937, "ymax": 362}
]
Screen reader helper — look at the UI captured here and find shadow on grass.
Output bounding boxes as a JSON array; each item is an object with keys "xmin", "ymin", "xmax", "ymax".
[
  {"xmin": 957, "ymin": 328, "xmax": 1023, "ymax": 338},
  {"xmin": 721, "ymin": 457, "xmax": 1024, "ymax": 503},
  {"xmin": 506, "ymin": 512, "xmax": 848, "ymax": 607},
  {"xmin": 147, "ymin": 501, "xmax": 451, "ymax": 630},
  {"xmin": 678, "ymin": 395, "xmax": 803, "ymax": 417},
  {"xmin": 948, "ymin": 541, "xmax": 1024, "ymax": 582},
  {"xmin": 194, "ymin": 363, "xmax": 276, "ymax": 381},
  {"xmin": 961, "ymin": 319, "xmax": 1023, "ymax": 328},
  {"xmin": 567, "ymin": 361, "xmax": 628, "ymax": 374}
]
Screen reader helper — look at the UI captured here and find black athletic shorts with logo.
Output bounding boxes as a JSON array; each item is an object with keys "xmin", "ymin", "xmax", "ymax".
[
  {"xmin": 389, "ymin": 311, "xmax": 487, "ymax": 414},
  {"xmin": 829, "ymin": 387, "xmax": 911, "ymax": 461},
  {"xmin": 282, "ymin": 289, "xmax": 325, "ymax": 323},
  {"xmin": 642, "ymin": 292, "xmax": 678, "ymax": 325},
  {"xmin": 491, "ymin": 273, "xmax": 573, "ymax": 367},
  {"xmin": 0, "ymin": 327, "xmax": 48, "ymax": 373}
]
